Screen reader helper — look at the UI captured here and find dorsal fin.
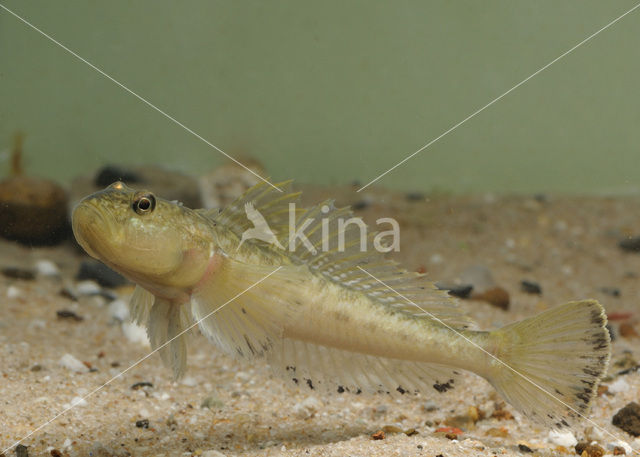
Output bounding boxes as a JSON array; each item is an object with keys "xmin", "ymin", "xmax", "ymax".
[{"xmin": 203, "ymin": 180, "xmax": 301, "ymax": 248}]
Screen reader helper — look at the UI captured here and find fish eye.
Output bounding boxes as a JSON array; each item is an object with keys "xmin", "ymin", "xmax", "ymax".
[{"xmin": 132, "ymin": 192, "xmax": 156, "ymax": 215}]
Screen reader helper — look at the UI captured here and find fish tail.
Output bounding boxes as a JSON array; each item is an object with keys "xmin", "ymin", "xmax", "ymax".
[
  {"xmin": 147, "ymin": 298, "xmax": 188, "ymax": 380},
  {"xmin": 486, "ymin": 300, "xmax": 610, "ymax": 428}
]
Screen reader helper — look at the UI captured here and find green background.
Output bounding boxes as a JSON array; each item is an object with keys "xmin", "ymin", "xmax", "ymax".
[{"xmin": 1, "ymin": 1, "xmax": 639, "ymax": 194}]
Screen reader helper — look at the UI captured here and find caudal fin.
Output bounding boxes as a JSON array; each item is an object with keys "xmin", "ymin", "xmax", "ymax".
[{"xmin": 487, "ymin": 300, "xmax": 610, "ymax": 428}]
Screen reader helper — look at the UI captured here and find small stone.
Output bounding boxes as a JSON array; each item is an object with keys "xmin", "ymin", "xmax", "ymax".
[
  {"xmin": 600, "ymin": 287, "xmax": 621, "ymax": 297},
  {"xmin": 547, "ymin": 429, "xmax": 577, "ymax": 447},
  {"xmin": 371, "ymin": 430, "xmax": 385, "ymax": 440},
  {"xmin": 7, "ymin": 285, "xmax": 21, "ymax": 298},
  {"xmin": 135, "ymin": 419, "xmax": 149, "ymax": 429},
  {"xmin": 56, "ymin": 310, "xmax": 84, "ymax": 322},
  {"xmin": 520, "ymin": 280, "xmax": 542, "ymax": 295},
  {"xmin": 180, "ymin": 376, "xmax": 197, "ymax": 387},
  {"xmin": 131, "ymin": 381, "xmax": 153, "ymax": 390},
  {"xmin": 15, "ymin": 444, "xmax": 28, "ymax": 457},
  {"xmin": 575, "ymin": 442, "xmax": 605, "ymax": 457},
  {"xmin": 35, "ymin": 260, "xmax": 60, "ymax": 277},
  {"xmin": 1, "ymin": 267, "xmax": 35, "ymax": 280},
  {"xmin": 50, "ymin": 449, "xmax": 63, "ymax": 457},
  {"xmin": 422, "ymin": 400, "xmax": 438, "ymax": 412},
  {"xmin": 473, "ymin": 286, "xmax": 510, "ymax": 310},
  {"xmin": 612, "ymin": 402, "xmax": 640, "ymax": 436},
  {"xmin": 491, "ymin": 406, "xmax": 514, "ymax": 421},
  {"xmin": 75, "ymin": 280, "xmax": 102, "ymax": 296},
  {"xmin": 518, "ymin": 443, "xmax": 534, "ymax": 453},
  {"xmin": 607, "ymin": 441, "xmax": 632, "ymax": 455},
  {"xmin": 436, "ymin": 283, "xmax": 473, "ymax": 299},
  {"xmin": 405, "ymin": 192, "xmax": 424, "ymax": 201},
  {"xmin": 77, "ymin": 261, "xmax": 127, "ymax": 288},
  {"xmin": 59, "ymin": 353, "xmax": 90, "ymax": 373},
  {"xmin": 381, "ymin": 425, "xmax": 403, "ymax": 434},
  {"xmin": 619, "ymin": 323, "xmax": 639, "ymax": 339},
  {"xmin": 608, "ymin": 378, "xmax": 630, "ymax": 394},
  {"xmin": 108, "ymin": 299, "xmax": 129, "ymax": 322},
  {"xmin": 485, "ymin": 427, "xmax": 509, "ymax": 438},
  {"xmin": 404, "ymin": 428, "xmax": 418, "ymax": 436},
  {"xmin": 619, "ymin": 237, "xmax": 640, "ymax": 253}
]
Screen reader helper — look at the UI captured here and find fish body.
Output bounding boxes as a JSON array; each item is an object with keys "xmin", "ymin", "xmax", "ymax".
[{"xmin": 72, "ymin": 181, "xmax": 610, "ymax": 428}]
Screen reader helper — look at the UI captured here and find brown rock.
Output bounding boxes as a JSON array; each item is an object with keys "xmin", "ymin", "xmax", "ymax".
[
  {"xmin": 619, "ymin": 323, "xmax": 639, "ymax": 339},
  {"xmin": 473, "ymin": 286, "xmax": 510, "ymax": 310},
  {"xmin": 612, "ymin": 402, "xmax": 640, "ymax": 436},
  {"xmin": 613, "ymin": 445, "xmax": 627, "ymax": 455},
  {"xmin": 371, "ymin": 430, "xmax": 385, "ymax": 440},
  {"xmin": 575, "ymin": 441, "xmax": 605, "ymax": 457}
]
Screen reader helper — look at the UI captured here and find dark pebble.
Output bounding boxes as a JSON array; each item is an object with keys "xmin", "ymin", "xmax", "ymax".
[
  {"xmin": 612, "ymin": 402, "xmax": 640, "ymax": 436},
  {"xmin": 15, "ymin": 444, "xmax": 28, "ymax": 457},
  {"xmin": 600, "ymin": 287, "xmax": 621, "ymax": 297},
  {"xmin": 1, "ymin": 267, "xmax": 35, "ymax": 280},
  {"xmin": 94, "ymin": 165, "xmax": 141, "ymax": 187},
  {"xmin": 76, "ymin": 260, "xmax": 127, "ymax": 288},
  {"xmin": 619, "ymin": 237, "xmax": 640, "ymax": 253},
  {"xmin": 50, "ymin": 450, "xmax": 62, "ymax": 457},
  {"xmin": 606, "ymin": 323, "xmax": 616, "ymax": 342},
  {"xmin": 520, "ymin": 280, "xmax": 542, "ymax": 295},
  {"xmin": 518, "ymin": 443, "xmax": 533, "ymax": 453},
  {"xmin": 56, "ymin": 310, "xmax": 84, "ymax": 322},
  {"xmin": 352, "ymin": 200, "xmax": 369, "ymax": 211},
  {"xmin": 135, "ymin": 419, "xmax": 150, "ymax": 429},
  {"xmin": 59, "ymin": 287, "xmax": 78, "ymax": 301},
  {"xmin": 131, "ymin": 381, "xmax": 154, "ymax": 390},
  {"xmin": 405, "ymin": 192, "xmax": 424, "ymax": 202},
  {"xmin": 436, "ymin": 283, "xmax": 473, "ymax": 299}
]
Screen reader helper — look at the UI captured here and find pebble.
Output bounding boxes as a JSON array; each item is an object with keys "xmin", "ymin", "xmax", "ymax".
[
  {"xmin": 1, "ymin": 266, "xmax": 35, "ymax": 280},
  {"xmin": 7, "ymin": 285, "xmax": 21, "ymax": 298},
  {"xmin": 619, "ymin": 323, "xmax": 639, "ymax": 339},
  {"xmin": 473, "ymin": 286, "xmax": 510, "ymax": 310},
  {"xmin": 108, "ymin": 299, "xmax": 130, "ymax": 322},
  {"xmin": 75, "ymin": 280, "xmax": 102, "ymax": 296},
  {"xmin": 34, "ymin": 259, "xmax": 60, "ymax": 277},
  {"xmin": 131, "ymin": 381, "xmax": 153, "ymax": 390},
  {"xmin": 59, "ymin": 353, "xmax": 90, "ymax": 373},
  {"xmin": 181, "ymin": 376, "xmax": 198, "ymax": 387},
  {"xmin": 15, "ymin": 444, "xmax": 29, "ymax": 457},
  {"xmin": 575, "ymin": 442, "xmax": 605, "ymax": 457},
  {"xmin": 517, "ymin": 443, "xmax": 533, "ymax": 453},
  {"xmin": 200, "ymin": 395, "xmax": 224, "ymax": 410},
  {"xmin": 56, "ymin": 310, "xmax": 84, "ymax": 322},
  {"xmin": 77, "ymin": 261, "xmax": 127, "ymax": 288},
  {"xmin": 135, "ymin": 419, "xmax": 149, "ymax": 429},
  {"xmin": 520, "ymin": 280, "xmax": 542, "ymax": 295},
  {"xmin": 607, "ymin": 440, "xmax": 632, "ymax": 455},
  {"xmin": 600, "ymin": 286, "xmax": 621, "ymax": 297},
  {"xmin": 422, "ymin": 400, "xmax": 438, "ymax": 412},
  {"xmin": 436, "ymin": 283, "xmax": 473, "ymax": 299},
  {"xmin": 612, "ymin": 402, "xmax": 640, "ymax": 436},
  {"xmin": 67, "ymin": 396, "xmax": 88, "ymax": 407},
  {"xmin": 619, "ymin": 237, "xmax": 640, "ymax": 253},
  {"xmin": 547, "ymin": 429, "xmax": 577, "ymax": 447},
  {"xmin": 608, "ymin": 378, "xmax": 630, "ymax": 394},
  {"xmin": 121, "ymin": 322, "xmax": 149, "ymax": 345}
]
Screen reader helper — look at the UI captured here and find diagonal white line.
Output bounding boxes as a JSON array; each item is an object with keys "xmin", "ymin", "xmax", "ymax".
[
  {"xmin": 356, "ymin": 266, "xmax": 636, "ymax": 454},
  {"xmin": 0, "ymin": 2, "xmax": 283, "ymax": 193},
  {"xmin": 357, "ymin": 2, "xmax": 640, "ymax": 192},
  {"xmin": 2, "ymin": 266, "xmax": 282, "ymax": 454}
]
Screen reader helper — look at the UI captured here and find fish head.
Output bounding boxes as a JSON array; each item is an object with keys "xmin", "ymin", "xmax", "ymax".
[{"xmin": 72, "ymin": 182, "xmax": 212, "ymax": 293}]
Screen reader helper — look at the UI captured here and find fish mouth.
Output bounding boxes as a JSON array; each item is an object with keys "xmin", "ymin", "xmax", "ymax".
[{"xmin": 71, "ymin": 199, "xmax": 117, "ymax": 261}]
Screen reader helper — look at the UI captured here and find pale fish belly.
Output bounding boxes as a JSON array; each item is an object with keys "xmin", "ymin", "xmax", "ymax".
[{"xmin": 281, "ymin": 278, "xmax": 493, "ymax": 375}]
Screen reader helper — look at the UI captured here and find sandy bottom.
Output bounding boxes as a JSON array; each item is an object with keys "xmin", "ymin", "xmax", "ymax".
[{"xmin": 1, "ymin": 186, "xmax": 640, "ymax": 457}]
